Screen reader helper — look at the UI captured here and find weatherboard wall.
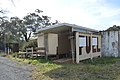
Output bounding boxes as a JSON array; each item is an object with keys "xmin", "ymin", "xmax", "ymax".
[{"xmin": 37, "ymin": 33, "xmax": 58, "ymax": 55}]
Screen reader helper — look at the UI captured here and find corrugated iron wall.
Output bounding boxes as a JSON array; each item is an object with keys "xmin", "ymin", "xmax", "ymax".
[{"xmin": 101, "ymin": 31, "xmax": 119, "ymax": 57}]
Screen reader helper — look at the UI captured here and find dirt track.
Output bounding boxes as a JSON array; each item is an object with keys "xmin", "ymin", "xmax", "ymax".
[{"xmin": 0, "ymin": 57, "xmax": 34, "ymax": 80}]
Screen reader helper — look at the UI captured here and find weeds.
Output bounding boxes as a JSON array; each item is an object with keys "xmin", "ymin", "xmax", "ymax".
[{"xmin": 9, "ymin": 56, "xmax": 120, "ymax": 80}]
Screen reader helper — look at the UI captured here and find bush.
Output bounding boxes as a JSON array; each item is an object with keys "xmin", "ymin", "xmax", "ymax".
[
  {"xmin": 11, "ymin": 52, "xmax": 18, "ymax": 57},
  {"xmin": 20, "ymin": 39, "xmax": 37, "ymax": 51}
]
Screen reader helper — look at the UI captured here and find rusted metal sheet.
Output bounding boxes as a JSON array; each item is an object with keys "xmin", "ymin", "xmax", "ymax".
[
  {"xmin": 101, "ymin": 31, "xmax": 119, "ymax": 57},
  {"xmin": 118, "ymin": 31, "xmax": 120, "ymax": 57}
]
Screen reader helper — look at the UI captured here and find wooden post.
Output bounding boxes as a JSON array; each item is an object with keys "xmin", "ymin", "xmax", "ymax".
[
  {"xmin": 44, "ymin": 34, "xmax": 48, "ymax": 60},
  {"xmin": 26, "ymin": 48, "xmax": 27, "ymax": 58},
  {"xmin": 90, "ymin": 34, "xmax": 93, "ymax": 60},
  {"xmin": 76, "ymin": 32, "xmax": 79, "ymax": 63},
  {"xmin": 70, "ymin": 33, "xmax": 75, "ymax": 63},
  {"xmin": 99, "ymin": 36, "xmax": 102, "ymax": 57},
  {"xmin": 32, "ymin": 47, "xmax": 33, "ymax": 58}
]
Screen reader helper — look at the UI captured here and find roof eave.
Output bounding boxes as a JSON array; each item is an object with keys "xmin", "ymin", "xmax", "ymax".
[{"xmin": 37, "ymin": 23, "xmax": 98, "ymax": 33}]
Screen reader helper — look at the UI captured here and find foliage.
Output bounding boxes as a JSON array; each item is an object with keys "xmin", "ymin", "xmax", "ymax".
[
  {"xmin": 0, "ymin": 9, "xmax": 58, "ymax": 52},
  {"xmin": 0, "ymin": 9, "xmax": 9, "ymax": 51},
  {"xmin": 21, "ymin": 39, "xmax": 37, "ymax": 51},
  {"xmin": 106, "ymin": 25, "xmax": 120, "ymax": 31},
  {"xmin": 0, "ymin": 10, "xmax": 8, "ymax": 21},
  {"xmin": 0, "ymin": 9, "xmax": 58, "ymax": 44},
  {"xmin": 10, "ymin": 17, "xmax": 25, "ymax": 42},
  {"xmin": 10, "ymin": 9, "xmax": 58, "ymax": 42},
  {"xmin": 11, "ymin": 52, "xmax": 18, "ymax": 57}
]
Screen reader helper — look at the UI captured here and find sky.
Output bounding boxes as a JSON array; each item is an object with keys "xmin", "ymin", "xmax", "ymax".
[{"xmin": 0, "ymin": 0, "xmax": 120, "ymax": 30}]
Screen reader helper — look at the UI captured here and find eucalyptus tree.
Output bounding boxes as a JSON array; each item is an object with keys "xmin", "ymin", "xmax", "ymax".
[
  {"xmin": 1, "ymin": 9, "xmax": 58, "ymax": 42},
  {"xmin": 10, "ymin": 17, "xmax": 23, "ymax": 42},
  {"xmin": 0, "ymin": 10, "xmax": 9, "ymax": 43},
  {"xmin": 22, "ymin": 9, "xmax": 58, "ymax": 41}
]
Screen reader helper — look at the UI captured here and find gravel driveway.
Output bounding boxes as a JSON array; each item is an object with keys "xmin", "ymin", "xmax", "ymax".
[{"xmin": 0, "ymin": 57, "xmax": 34, "ymax": 80}]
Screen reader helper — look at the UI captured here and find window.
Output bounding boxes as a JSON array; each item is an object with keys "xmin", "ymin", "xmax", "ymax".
[
  {"xmin": 79, "ymin": 36, "xmax": 86, "ymax": 47},
  {"xmin": 92, "ymin": 37, "xmax": 97, "ymax": 45}
]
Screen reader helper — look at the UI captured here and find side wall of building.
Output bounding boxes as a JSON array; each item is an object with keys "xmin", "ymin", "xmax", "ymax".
[
  {"xmin": 37, "ymin": 34, "xmax": 45, "ymax": 48},
  {"xmin": 37, "ymin": 33, "xmax": 58, "ymax": 55},
  {"xmin": 48, "ymin": 34, "xmax": 58, "ymax": 55}
]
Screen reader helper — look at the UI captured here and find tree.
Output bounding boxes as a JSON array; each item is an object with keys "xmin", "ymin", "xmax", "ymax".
[
  {"xmin": 21, "ymin": 9, "xmax": 58, "ymax": 42},
  {"xmin": 9, "ymin": 9, "xmax": 58, "ymax": 42},
  {"xmin": 10, "ymin": 17, "xmax": 26, "ymax": 41},
  {"xmin": 10, "ymin": 16, "xmax": 34, "ymax": 42},
  {"xmin": 106, "ymin": 25, "xmax": 120, "ymax": 31},
  {"xmin": 23, "ymin": 10, "xmax": 52, "ymax": 32}
]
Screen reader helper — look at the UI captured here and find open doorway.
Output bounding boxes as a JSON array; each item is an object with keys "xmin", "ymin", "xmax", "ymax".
[{"xmin": 57, "ymin": 30, "xmax": 71, "ymax": 58}]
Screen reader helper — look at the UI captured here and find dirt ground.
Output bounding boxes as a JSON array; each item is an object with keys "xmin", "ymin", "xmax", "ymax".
[{"xmin": 0, "ymin": 57, "xmax": 34, "ymax": 80}]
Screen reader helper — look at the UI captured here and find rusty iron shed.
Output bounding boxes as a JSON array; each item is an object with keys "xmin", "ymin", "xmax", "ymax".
[{"xmin": 101, "ymin": 30, "xmax": 120, "ymax": 57}]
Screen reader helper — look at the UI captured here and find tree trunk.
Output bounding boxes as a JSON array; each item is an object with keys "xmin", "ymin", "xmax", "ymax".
[{"xmin": 22, "ymin": 32, "xmax": 32, "ymax": 42}]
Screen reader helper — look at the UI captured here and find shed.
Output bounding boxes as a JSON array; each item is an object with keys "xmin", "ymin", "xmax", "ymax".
[
  {"xmin": 37, "ymin": 23, "xmax": 101, "ymax": 63},
  {"xmin": 6, "ymin": 42, "xmax": 19, "ymax": 54},
  {"xmin": 101, "ymin": 30, "xmax": 120, "ymax": 57}
]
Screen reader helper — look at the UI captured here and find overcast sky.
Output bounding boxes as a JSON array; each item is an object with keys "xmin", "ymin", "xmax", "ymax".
[{"xmin": 0, "ymin": 0, "xmax": 120, "ymax": 30}]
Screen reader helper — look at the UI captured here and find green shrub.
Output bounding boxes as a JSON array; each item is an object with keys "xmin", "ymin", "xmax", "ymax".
[
  {"xmin": 11, "ymin": 52, "xmax": 18, "ymax": 57},
  {"xmin": 20, "ymin": 39, "xmax": 37, "ymax": 51}
]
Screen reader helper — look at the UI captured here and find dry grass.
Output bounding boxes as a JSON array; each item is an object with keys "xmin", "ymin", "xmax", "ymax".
[{"xmin": 10, "ymin": 56, "xmax": 120, "ymax": 80}]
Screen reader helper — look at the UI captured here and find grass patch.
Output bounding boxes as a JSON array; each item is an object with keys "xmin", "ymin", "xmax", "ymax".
[
  {"xmin": 9, "ymin": 56, "xmax": 120, "ymax": 80},
  {"xmin": 82, "ymin": 57, "xmax": 120, "ymax": 65}
]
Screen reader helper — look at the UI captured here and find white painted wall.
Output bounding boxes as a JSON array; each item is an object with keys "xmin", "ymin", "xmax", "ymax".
[
  {"xmin": 37, "ymin": 33, "xmax": 58, "ymax": 55},
  {"xmin": 48, "ymin": 34, "xmax": 58, "ymax": 55},
  {"xmin": 37, "ymin": 34, "xmax": 44, "ymax": 47}
]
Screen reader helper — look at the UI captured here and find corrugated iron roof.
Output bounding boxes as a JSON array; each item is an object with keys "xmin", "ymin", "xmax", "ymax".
[{"xmin": 37, "ymin": 23, "xmax": 98, "ymax": 33}]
